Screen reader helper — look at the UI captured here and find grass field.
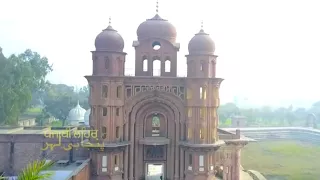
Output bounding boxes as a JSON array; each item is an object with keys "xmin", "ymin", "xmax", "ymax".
[{"xmin": 241, "ymin": 140, "xmax": 320, "ymax": 180}]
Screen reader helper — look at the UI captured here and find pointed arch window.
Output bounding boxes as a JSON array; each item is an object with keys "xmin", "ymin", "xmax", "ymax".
[
  {"xmin": 101, "ymin": 155, "xmax": 107, "ymax": 172},
  {"xmin": 102, "ymin": 107, "xmax": 108, "ymax": 116},
  {"xmin": 200, "ymin": 128, "xmax": 205, "ymax": 139},
  {"xmin": 165, "ymin": 57, "xmax": 171, "ymax": 72},
  {"xmin": 199, "ymin": 155, "xmax": 204, "ymax": 171},
  {"xmin": 153, "ymin": 56, "xmax": 161, "ymax": 76},
  {"xmin": 143, "ymin": 56, "xmax": 148, "ymax": 71},
  {"xmin": 186, "ymin": 88, "xmax": 192, "ymax": 99},
  {"xmin": 187, "ymin": 128, "xmax": 192, "ymax": 139},
  {"xmin": 102, "ymin": 85, "xmax": 108, "ymax": 98},
  {"xmin": 188, "ymin": 154, "xmax": 193, "ymax": 171},
  {"xmin": 200, "ymin": 87, "xmax": 206, "ymax": 99},
  {"xmin": 200, "ymin": 61, "xmax": 205, "ymax": 71},
  {"xmin": 116, "ymin": 86, "xmax": 122, "ymax": 98},
  {"xmin": 189, "ymin": 154, "xmax": 192, "ymax": 165},
  {"xmin": 116, "ymin": 126, "xmax": 120, "ymax": 138},
  {"xmin": 102, "ymin": 126, "xmax": 107, "ymax": 139},
  {"xmin": 188, "ymin": 108, "xmax": 192, "ymax": 117},
  {"xmin": 105, "ymin": 57, "xmax": 109, "ymax": 69},
  {"xmin": 152, "ymin": 115, "xmax": 160, "ymax": 136}
]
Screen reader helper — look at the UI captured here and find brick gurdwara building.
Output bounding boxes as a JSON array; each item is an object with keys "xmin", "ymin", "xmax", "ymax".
[
  {"xmin": 0, "ymin": 5, "xmax": 268, "ymax": 180},
  {"xmin": 86, "ymin": 8, "xmax": 255, "ymax": 180}
]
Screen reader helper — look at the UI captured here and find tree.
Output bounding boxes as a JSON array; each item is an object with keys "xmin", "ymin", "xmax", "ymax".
[
  {"xmin": 0, "ymin": 159, "xmax": 55, "ymax": 180},
  {"xmin": 78, "ymin": 85, "xmax": 89, "ymax": 109},
  {"xmin": 39, "ymin": 83, "xmax": 89, "ymax": 126},
  {"xmin": 17, "ymin": 160, "xmax": 55, "ymax": 180},
  {"xmin": 0, "ymin": 48, "xmax": 52, "ymax": 125},
  {"xmin": 218, "ymin": 103, "xmax": 239, "ymax": 124}
]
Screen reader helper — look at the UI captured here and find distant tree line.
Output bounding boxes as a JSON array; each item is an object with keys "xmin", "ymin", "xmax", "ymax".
[
  {"xmin": 218, "ymin": 102, "xmax": 320, "ymax": 127},
  {"xmin": 1, "ymin": 47, "xmax": 319, "ymax": 128}
]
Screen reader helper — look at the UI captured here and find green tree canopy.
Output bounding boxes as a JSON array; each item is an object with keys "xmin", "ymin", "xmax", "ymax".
[
  {"xmin": 38, "ymin": 83, "xmax": 89, "ymax": 125},
  {"xmin": 0, "ymin": 48, "xmax": 52, "ymax": 125}
]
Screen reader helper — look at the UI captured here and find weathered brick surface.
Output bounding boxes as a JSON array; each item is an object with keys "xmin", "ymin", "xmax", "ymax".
[
  {"xmin": 44, "ymin": 143, "xmax": 72, "ymax": 160},
  {"xmin": 0, "ymin": 143, "xmax": 10, "ymax": 173},
  {"xmin": 13, "ymin": 143, "xmax": 43, "ymax": 174},
  {"xmin": 71, "ymin": 163, "xmax": 90, "ymax": 180},
  {"xmin": 0, "ymin": 134, "xmax": 90, "ymax": 175},
  {"xmin": 73, "ymin": 147, "xmax": 90, "ymax": 161}
]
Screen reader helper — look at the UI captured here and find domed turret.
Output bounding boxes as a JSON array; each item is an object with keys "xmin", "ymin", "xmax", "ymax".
[
  {"xmin": 188, "ymin": 29, "xmax": 215, "ymax": 55},
  {"xmin": 137, "ymin": 14, "xmax": 177, "ymax": 43},
  {"xmin": 94, "ymin": 21, "xmax": 124, "ymax": 52},
  {"xmin": 84, "ymin": 109, "xmax": 90, "ymax": 126},
  {"xmin": 67, "ymin": 101, "xmax": 86, "ymax": 126}
]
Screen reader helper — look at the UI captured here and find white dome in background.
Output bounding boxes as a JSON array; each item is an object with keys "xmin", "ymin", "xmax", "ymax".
[
  {"xmin": 67, "ymin": 101, "xmax": 86, "ymax": 126},
  {"xmin": 84, "ymin": 109, "xmax": 90, "ymax": 126}
]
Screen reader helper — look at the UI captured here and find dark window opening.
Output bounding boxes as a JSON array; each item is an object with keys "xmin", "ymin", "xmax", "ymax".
[
  {"xmin": 116, "ymin": 108, "xmax": 120, "ymax": 116},
  {"xmin": 102, "ymin": 108, "xmax": 107, "ymax": 116}
]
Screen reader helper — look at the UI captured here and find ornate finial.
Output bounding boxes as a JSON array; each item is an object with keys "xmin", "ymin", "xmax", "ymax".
[
  {"xmin": 201, "ymin": 20, "xmax": 204, "ymax": 29},
  {"xmin": 156, "ymin": 0, "xmax": 159, "ymax": 14},
  {"xmin": 108, "ymin": 16, "xmax": 111, "ymax": 26}
]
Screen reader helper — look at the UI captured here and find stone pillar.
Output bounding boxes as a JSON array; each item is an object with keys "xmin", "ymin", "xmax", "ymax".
[
  {"xmin": 124, "ymin": 146, "xmax": 129, "ymax": 180},
  {"xmin": 124, "ymin": 122, "xmax": 129, "ymax": 180},
  {"xmin": 234, "ymin": 148, "xmax": 241, "ymax": 180},
  {"xmin": 174, "ymin": 124, "xmax": 180, "ymax": 180},
  {"xmin": 129, "ymin": 123, "xmax": 134, "ymax": 180},
  {"xmin": 179, "ymin": 148, "xmax": 185, "ymax": 180}
]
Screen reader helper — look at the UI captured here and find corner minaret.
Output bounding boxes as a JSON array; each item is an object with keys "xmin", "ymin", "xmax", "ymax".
[
  {"xmin": 186, "ymin": 22, "xmax": 217, "ymax": 78},
  {"xmin": 183, "ymin": 21, "xmax": 223, "ymax": 180},
  {"xmin": 87, "ymin": 17, "xmax": 128, "ymax": 180},
  {"xmin": 92, "ymin": 17, "xmax": 127, "ymax": 76}
]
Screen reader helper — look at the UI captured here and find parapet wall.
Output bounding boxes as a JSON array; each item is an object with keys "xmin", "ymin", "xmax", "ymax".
[
  {"xmin": 222, "ymin": 127, "xmax": 320, "ymax": 144},
  {"xmin": 0, "ymin": 127, "xmax": 90, "ymax": 176}
]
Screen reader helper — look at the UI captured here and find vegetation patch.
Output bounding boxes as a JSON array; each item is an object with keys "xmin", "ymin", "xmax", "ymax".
[{"xmin": 241, "ymin": 140, "xmax": 320, "ymax": 180}]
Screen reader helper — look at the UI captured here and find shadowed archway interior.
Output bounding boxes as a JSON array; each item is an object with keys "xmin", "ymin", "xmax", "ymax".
[{"xmin": 127, "ymin": 95, "xmax": 183, "ymax": 180}]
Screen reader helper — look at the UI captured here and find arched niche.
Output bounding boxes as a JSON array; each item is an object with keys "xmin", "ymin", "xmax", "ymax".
[
  {"xmin": 144, "ymin": 113, "xmax": 167, "ymax": 137},
  {"xmin": 124, "ymin": 91, "xmax": 186, "ymax": 180},
  {"xmin": 125, "ymin": 90, "xmax": 185, "ymax": 125}
]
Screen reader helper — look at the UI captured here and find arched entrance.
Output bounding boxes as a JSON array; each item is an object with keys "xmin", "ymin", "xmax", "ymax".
[{"xmin": 125, "ymin": 91, "xmax": 185, "ymax": 180}]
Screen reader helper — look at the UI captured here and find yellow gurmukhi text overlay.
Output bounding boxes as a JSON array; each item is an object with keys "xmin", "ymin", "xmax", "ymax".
[{"xmin": 41, "ymin": 128, "xmax": 103, "ymax": 151}]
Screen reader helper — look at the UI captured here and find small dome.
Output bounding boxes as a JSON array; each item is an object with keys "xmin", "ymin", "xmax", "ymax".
[
  {"xmin": 188, "ymin": 29, "xmax": 215, "ymax": 55},
  {"xmin": 84, "ymin": 109, "xmax": 90, "ymax": 126},
  {"xmin": 67, "ymin": 101, "xmax": 86, "ymax": 125},
  {"xmin": 137, "ymin": 14, "xmax": 177, "ymax": 43},
  {"xmin": 95, "ymin": 25, "xmax": 124, "ymax": 52}
]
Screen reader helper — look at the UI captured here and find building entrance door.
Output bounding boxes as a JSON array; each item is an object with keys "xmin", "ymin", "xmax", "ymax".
[{"xmin": 146, "ymin": 163, "xmax": 164, "ymax": 180}]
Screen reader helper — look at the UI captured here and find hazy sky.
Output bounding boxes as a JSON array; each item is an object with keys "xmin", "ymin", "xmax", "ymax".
[{"xmin": 1, "ymin": 0, "xmax": 320, "ymax": 106}]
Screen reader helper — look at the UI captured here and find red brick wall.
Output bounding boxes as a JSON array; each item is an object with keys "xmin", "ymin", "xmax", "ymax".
[
  {"xmin": 0, "ymin": 143, "xmax": 10, "ymax": 173},
  {"xmin": 0, "ymin": 134, "xmax": 90, "ymax": 175},
  {"xmin": 70, "ymin": 163, "xmax": 90, "ymax": 180}
]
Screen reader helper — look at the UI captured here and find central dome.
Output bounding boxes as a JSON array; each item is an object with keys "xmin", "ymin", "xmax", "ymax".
[{"xmin": 137, "ymin": 14, "xmax": 177, "ymax": 43}]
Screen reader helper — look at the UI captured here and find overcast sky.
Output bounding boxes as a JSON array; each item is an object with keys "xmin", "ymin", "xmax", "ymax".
[{"xmin": 0, "ymin": 0, "xmax": 319, "ymax": 106}]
